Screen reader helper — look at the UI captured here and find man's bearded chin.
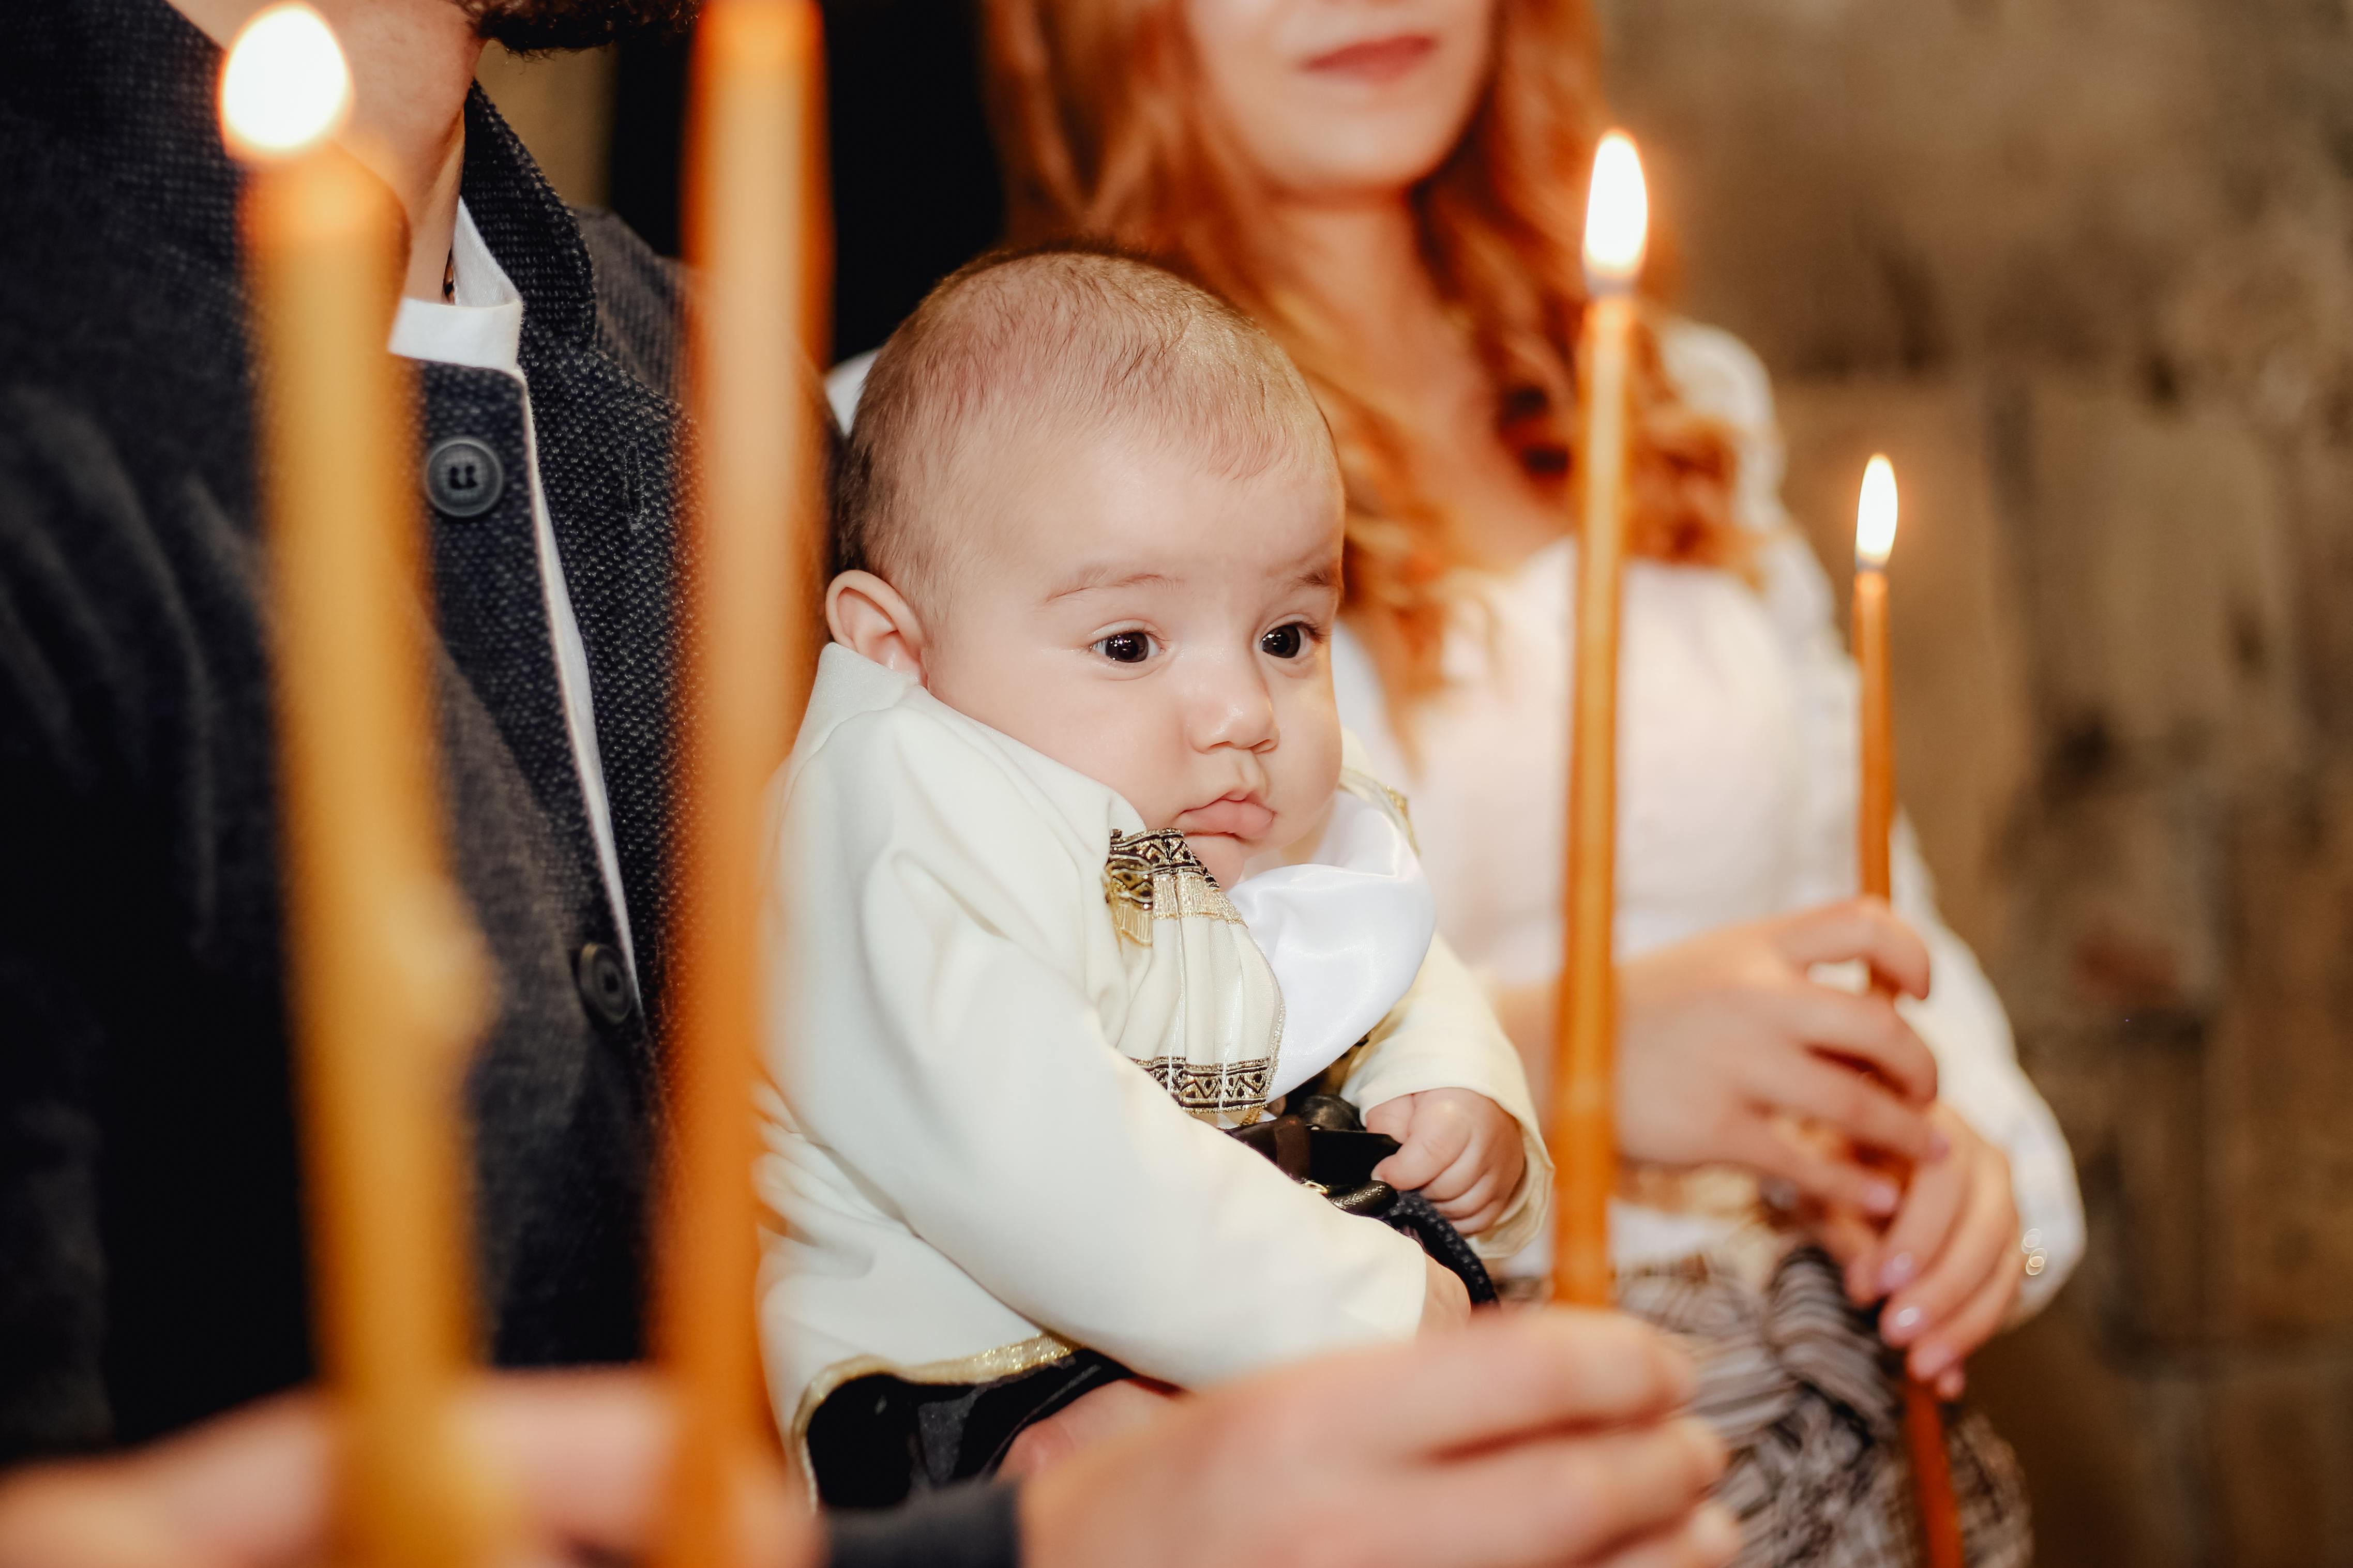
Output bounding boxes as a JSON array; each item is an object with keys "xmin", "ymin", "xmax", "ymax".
[{"xmin": 461, "ymin": 0, "xmax": 698, "ymax": 52}]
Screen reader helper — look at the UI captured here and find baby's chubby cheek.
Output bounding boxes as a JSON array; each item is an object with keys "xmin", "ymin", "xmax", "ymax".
[
  {"xmin": 1183, "ymin": 833, "xmax": 1251, "ymax": 892},
  {"xmin": 1193, "ymin": 727, "xmax": 1345, "ymax": 891}
]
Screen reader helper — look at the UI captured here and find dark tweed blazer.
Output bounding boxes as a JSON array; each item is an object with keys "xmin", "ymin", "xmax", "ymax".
[{"xmin": 0, "ymin": 0, "xmax": 686, "ymax": 1458}]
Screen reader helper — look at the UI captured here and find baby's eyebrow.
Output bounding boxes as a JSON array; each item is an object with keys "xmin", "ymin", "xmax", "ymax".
[
  {"xmin": 1043, "ymin": 566, "xmax": 1176, "ymax": 601},
  {"xmin": 1289, "ymin": 561, "xmax": 1340, "ymax": 592}
]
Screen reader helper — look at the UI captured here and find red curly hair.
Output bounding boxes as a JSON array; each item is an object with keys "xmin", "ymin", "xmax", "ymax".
[{"xmin": 979, "ymin": 0, "xmax": 1745, "ymax": 709}]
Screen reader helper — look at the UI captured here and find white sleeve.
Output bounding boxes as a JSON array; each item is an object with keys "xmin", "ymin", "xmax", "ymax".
[
  {"xmin": 1665, "ymin": 319, "xmax": 2085, "ymax": 1318},
  {"xmin": 770, "ymin": 708, "xmax": 1428, "ymax": 1388},
  {"xmin": 1337, "ymin": 934, "xmax": 1554, "ymax": 1257}
]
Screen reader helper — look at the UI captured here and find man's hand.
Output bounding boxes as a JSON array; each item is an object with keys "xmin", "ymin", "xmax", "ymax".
[
  {"xmin": 1006, "ymin": 1254, "xmax": 1475, "ymax": 1480},
  {"xmin": 1021, "ymin": 1310, "xmax": 1739, "ymax": 1568},
  {"xmin": 0, "ymin": 1373, "xmax": 814, "ymax": 1568},
  {"xmin": 0, "ymin": 1325, "xmax": 1738, "ymax": 1568},
  {"xmin": 1366, "ymin": 1088, "xmax": 1528, "ymax": 1235},
  {"xmin": 1816, "ymin": 1102, "xmax": 2023, "ymax": 1398}
]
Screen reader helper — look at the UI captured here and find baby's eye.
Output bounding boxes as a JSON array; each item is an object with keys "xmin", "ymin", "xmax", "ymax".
[
  {"xmin": 1094, "ymin": 631, "xmax": 1155, "ymax": 664},
  {"xmin": 1260, "ymin": 622, "xmax": 1309, "ymax": 660}
]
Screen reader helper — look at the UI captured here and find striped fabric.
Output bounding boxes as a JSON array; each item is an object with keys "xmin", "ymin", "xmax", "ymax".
[{"xmin": 1618, "ymin": 1247, "xmax": 2031, "ymax": 1568}]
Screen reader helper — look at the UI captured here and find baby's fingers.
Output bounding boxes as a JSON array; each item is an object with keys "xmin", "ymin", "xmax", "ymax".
[
  {"xmin": 1374, "ymin": 1115, "xmax": 1470, "ymax": 1193},
  {"xmin": 1447, "ymin": 1188, "xmax": 1513, "ymax": 1237},
  {"xmin": 1420, "ymin": 1155, "xmax": 1484, "ymax": 1207},
  {"xmin": 1363, "ymin": 1096, "xmax": 1415, "ymax": 1141},
  {"xmin": 1427, "ymin": 1160, "xmax": 1501, "ymax": 1216}
]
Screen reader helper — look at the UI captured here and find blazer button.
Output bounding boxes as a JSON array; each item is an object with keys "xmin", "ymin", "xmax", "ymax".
[
  {"xmin": 574, "ymin": 942, "xmax": 636, "ymax": 1029},
  {"xmin": 424, "ymin": 435, "xmax": 506, "ymax": 518}
]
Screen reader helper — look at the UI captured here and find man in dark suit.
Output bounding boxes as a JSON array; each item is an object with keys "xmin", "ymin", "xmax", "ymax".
[
  {"xmin": 0, "ymin": 0, "xmax": 1734, "ymax": 1563},
  {"xmin": 3, "ymin": 0, "xmax": 693, "ymax": 1458}
]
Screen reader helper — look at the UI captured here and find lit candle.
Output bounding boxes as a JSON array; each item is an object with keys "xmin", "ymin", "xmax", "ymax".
[
  {"xmin": 654, "ymin": 2, "xmax": 827, "ymax": 1562},
  {"xmin": 1854, "ymin": 454, "xmax": 1897, "ymax": 898},
  {"xmin": 226, "ymin": 8, "xmax": 504, "ymax": 1567},
  {"xmin": 1550, "ymin": 130, "xmax": 1648, "ymax": 1308},
  {"xmin": 1851, "ymin": 457, "xmax": 1965, "ymax": 1568}
]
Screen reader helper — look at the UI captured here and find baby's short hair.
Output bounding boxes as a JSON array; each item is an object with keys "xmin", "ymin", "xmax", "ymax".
[{"xmin": 833, "ymin": 244, "xmax": 1337, "ymax": 597}]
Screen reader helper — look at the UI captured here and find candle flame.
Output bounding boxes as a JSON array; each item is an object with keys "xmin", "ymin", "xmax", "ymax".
[
  {"xmin": 1856, "ymin": 454, "xmax": 1898, "ymax": 568},
  {"xmin": 1582, "ymin": 131, "xmax": 1649, "ymax": 292},
  {"xmin": 220, "ymin": 2, "xmax": 351, "ymax": 161}
]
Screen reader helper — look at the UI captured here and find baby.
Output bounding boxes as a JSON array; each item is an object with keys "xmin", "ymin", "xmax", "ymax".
[{"xmin": 757, "ymin": 248, "xmax": 1547, "ymax": 1503}]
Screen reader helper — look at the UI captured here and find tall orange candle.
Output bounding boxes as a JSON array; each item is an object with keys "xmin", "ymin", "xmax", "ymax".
[
  {"xmin": 654, "ymin": 3, "xmax": 828, "ymax": 1564},
  {"xmin": 1550, "ymin": 130, "xmax": 1648, "ymax": 1308},
  {"xmin": 1852, "ymin": 457, "xmax": 1965, "ymax": 1568},
  {"xmin": 225, "ymin": 8, "xmax": 502, "ymax": 1567},
  {"xmin": 1854, "ymin": 457, "xmax": 1896, "ymax": 899}
]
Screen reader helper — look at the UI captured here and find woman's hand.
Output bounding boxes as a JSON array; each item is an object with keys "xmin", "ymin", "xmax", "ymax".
[
  {"xmin": 1365, "ymin": 1088, "xmax": 1526, "ymax": 1235},
  {"xmin": 1497, "ymin": 899, "xmax": 1945, "ymax": 1216},
  {"xmin": 1816, "ymin": 1102, "xmax": 2023, "ymax": 1397}
]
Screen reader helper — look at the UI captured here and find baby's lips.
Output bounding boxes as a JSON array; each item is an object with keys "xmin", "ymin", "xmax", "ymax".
[{"xmin": 1174, "ymin": 796, "xmax": 1276, "ymax": 839}]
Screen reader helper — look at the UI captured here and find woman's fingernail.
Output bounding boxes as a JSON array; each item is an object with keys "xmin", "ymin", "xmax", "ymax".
[
  {"xmin": 1879, "ymin": 1252, "xmax": 1918, "ymax": 1292},
  {"xmin": 1694, "ymin": 1503, "xmax": 1743, "ymax": 1562},
  {"xmin": 1928, "ymin": 1132, "xmax": 1951, "ymax": 1160},
  {"xmin": 1863, "ymin": 1180, "xmax": 1902, "ymax": 1215},
  {"xmin": 1939, "ymin": 1367, "xmax": 1967, "ymax": 1399},
  {"xmin": 1886, "ymin": 1304, "xmax": 1924, "ymax": 1342},
  {"xmin": 1912, "ymin": 1342, "xmax": 1956, "ymax": 1380}
]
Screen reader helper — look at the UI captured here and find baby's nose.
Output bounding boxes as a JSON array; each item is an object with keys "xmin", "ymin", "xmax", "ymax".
[{"xmin": 1189, "ymin": 659, "xmax": 1278, "ymax": 750}]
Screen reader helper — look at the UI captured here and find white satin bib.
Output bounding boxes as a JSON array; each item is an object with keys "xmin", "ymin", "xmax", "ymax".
[{"xmin": 1229, "ymin": 772, "xmax": 1437, "ymax": 1100}]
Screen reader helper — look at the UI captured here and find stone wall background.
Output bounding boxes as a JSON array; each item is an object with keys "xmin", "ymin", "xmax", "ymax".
[
  {"xmin": 481, "ymin": 3, "xmax": 2353, "ymax": 1556},
  {"xmin": 1595, "ymin": 0, "xmax": 2353, "ymax": 1560}
]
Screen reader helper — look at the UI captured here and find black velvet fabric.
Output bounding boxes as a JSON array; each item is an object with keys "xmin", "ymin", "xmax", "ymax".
[
  {"xmin": 0, "ymin": 0, "xmax": 686, "ymax": 1458},
  {"xmin": 826, "ymin": 1481, "xmax": 1023, "ymax": 1568},
  {"xmin": 808, "ymin": 1351, "xmax": 1133, "ymax": 1512},
  {"xmin": 1381, "ymin": 1190, "xmax": 1499, "ymax": 1307}
]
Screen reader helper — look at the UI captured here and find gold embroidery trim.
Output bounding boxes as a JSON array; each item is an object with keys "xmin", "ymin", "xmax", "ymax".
[
  {"xmin": 1104, "ymin": 827, "xmax": 1209, "ymax": 902},
  {"xmin": 1377, "ymin": 783, "xmax": 1418, "ymax": 852},
  {"xmin": 1102, "ymin": 828, "xmax": 1245, "ymax": 944},
  {"xmin": 1128, "ymin": 1053, "xmax": 1274, "ymax": 1114}
]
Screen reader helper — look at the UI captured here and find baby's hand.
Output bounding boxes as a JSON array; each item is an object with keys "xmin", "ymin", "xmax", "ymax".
[{"xmin": 1365, "ymin": 1089, "xmax": 1526, "ymax": 1236}]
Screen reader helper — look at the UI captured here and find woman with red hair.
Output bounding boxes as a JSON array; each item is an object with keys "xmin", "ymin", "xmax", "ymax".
[{"xmin": 927, "ymin": 1, "xmax": 2085, "ymax": 1561}]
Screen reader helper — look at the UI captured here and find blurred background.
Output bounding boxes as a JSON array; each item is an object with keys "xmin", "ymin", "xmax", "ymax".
[{"xmin": 479, "ymin": 3, "xmax": 2353, "ymax": 1560}]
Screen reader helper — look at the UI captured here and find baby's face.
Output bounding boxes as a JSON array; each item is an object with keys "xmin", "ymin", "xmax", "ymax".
[{"xmin": 921, "ymin": 433, "xmax": 1346, "ymax": 888}]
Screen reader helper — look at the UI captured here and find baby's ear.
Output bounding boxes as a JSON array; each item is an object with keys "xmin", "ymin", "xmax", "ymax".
[{"xmin": 826, "ymin": 570, "xmax": 929, "ymax": 680}]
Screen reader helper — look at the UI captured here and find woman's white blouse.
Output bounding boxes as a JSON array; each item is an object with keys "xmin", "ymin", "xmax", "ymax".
[{"xmin": 1329, "ymin": 322, "xmax": 2084, "ymax": 1315}]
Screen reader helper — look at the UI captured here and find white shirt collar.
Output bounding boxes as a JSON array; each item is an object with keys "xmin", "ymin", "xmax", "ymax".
[{"xmin": 386, "ymin": 202, "xmax": 523, "ymax": 374}]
